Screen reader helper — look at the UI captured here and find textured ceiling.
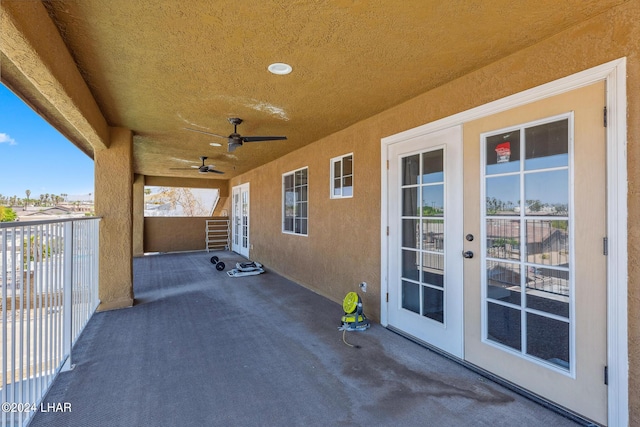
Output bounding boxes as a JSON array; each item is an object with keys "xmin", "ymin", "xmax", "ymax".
[{"xmin": 41, "ymin": 0, "xmax": 626, "ymax": 180}]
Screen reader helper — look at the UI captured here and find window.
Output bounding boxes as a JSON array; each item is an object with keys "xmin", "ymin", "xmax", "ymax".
[
  {"xmin": 330, "ymin": 154, "xmax": 353, "ymax": 198},
  {"xmin": 282, "ymin": 167, "xmax": 308, "ymax": 235}
]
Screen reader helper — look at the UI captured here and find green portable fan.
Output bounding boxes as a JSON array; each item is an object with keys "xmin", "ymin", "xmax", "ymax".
[{"xmin": 340, "ymin": 292, "xmax": 370, "ymax": 332}]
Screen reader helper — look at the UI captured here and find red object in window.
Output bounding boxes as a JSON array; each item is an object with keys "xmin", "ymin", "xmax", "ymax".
[{"xmin": 495, "ymin": 142, "xmax": 511, "ymax": 163}]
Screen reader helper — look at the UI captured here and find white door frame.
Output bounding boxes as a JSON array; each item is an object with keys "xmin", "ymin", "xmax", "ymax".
[
  {"xmin": 380, "ymin": 58, "xmax": 628, "ymax": 426},
  {"xmin": 232, "ymin": 182, "xmax": 250, "ymax": 258}
]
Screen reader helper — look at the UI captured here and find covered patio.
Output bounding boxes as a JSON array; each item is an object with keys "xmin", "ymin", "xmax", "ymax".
[{"xmin": 31, "ymin": 251, "xmax": 582, "ymax": 427}]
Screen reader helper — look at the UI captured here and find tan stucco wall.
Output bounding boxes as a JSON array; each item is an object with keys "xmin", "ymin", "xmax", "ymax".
[
  {"xmin": 144, "ymin": 217, "xmax": 227, "ymax": 253},
  {"xmin": 95, "ymin": 127, "xmax": 134, "ymax": 311},
  {"xmin": 230, "ymin": 1, "xmax": 640, "ymax": 422}
]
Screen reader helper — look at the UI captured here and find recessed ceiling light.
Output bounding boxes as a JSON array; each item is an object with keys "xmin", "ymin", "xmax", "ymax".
[
  {"xmin": 210, "ymin": 142, "xmax": 222, "ymax": 147},
  {"xmin": 268, "ymin": 63, "xmax": 292, "ymax": 75}
]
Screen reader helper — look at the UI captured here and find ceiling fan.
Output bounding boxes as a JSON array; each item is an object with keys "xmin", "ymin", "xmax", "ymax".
[
  {"xmin": 170, "ymin": 156, "xmax": 224, "ymax": 174},
  {"xmin": 185, "ymin": 117, "xmax": 287, "ymax": 152}
]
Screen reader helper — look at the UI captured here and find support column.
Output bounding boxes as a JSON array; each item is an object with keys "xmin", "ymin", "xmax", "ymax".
[
  {"xmin": 132, "ymin": 174, "xmax": 145, "ymax": 257},
  {"xmin": 95, "ymin": 127, "xmax": 134, "ymax": 311}
]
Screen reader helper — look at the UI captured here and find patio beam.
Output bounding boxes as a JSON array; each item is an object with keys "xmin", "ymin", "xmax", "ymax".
[{"xmin": 0, "ymin": 1, "xmax": 109, "ymax": 156}]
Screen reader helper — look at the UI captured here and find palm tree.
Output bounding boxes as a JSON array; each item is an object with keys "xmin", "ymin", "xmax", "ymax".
[{"xmin": 25, "ymin": 189, "xmax": 31, "ymax": 210}]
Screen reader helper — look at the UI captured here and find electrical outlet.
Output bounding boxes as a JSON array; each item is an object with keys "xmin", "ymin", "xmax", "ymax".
[{"xmin": 359, "ymin": 282, "xmax": 367, "ymax": 293}]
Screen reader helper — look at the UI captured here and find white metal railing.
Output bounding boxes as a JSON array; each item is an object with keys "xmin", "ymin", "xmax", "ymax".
[{"xmin": 0, "ymin": 217, "xmax": 100, "ymax": 427}]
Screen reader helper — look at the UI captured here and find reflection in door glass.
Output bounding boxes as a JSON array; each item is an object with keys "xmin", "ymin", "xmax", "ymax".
[
  {"xmin": 486, "ymin": 219, "xmax": 520, "ymax": 260},
  {"xmin": 484, "ymin": 116, "xmax": 572, "ymax": 370},
  {"xmin": 422, "ymin": 185, "xmax": 444, "ymax": 216},
  {"xmin": 400, "ymin": 148, "xmax": 446, "ymax": 323},
  {"xmin": 525, "ymin": 170, "xmax": 568, "ymax": 216},
  {"xmin": 486, "ymin": 175, "xmax": 520, "ymax": 215},
  {"xmin": 525, "ymin": 220, "xmax": 569, "ymax": 266}
]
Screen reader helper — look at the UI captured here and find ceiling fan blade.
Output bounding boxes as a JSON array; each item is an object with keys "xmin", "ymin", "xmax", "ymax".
[
  {"xmin": 228, "ymin": 142, "xmax": 241, "ymax": 153},
  {"xmin": 207, "ymin": 169, "xmax": 225, "ymax": 174},
  {"xmin": 184, "ymin": 128, "xmax": 228, "ymax": 139},
  {"xmin": 242, "ymin": 136, "xmax": 287, "ymax": 142},
  {"xmin": 169, "ymin": 167, "xmax": 196, "ymax": 170}
]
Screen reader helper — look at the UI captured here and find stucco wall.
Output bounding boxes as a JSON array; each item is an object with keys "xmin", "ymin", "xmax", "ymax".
[
  {"xmin": 145, "ymin": 216, "xmax": 228, "ymax": 253},
  {"xmin": 229, "ymin": 1, "xmax": 639, "ymax": 423}
]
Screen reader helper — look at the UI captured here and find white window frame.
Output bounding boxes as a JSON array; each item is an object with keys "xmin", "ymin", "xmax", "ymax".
[
  {"xmin": 282, "ymin": 167, "xmax": 308, "ymax": 236},
  {"xmin": 330, "ymin": 153, "xmax": 353, "ymax": 199}
]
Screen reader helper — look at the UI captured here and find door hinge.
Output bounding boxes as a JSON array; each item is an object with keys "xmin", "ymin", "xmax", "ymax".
[
  {"xmin": 603, "ymin": 237, "xmax": 608, "ymax": 256},
  {"xmin": 604, "ymin": 365, "xmax": 609, "ymax": 385},
  {"xmin": 604, "ymin": 106, "xmax": 608, "ymax": 127},
  {"xmin": 387, "ymin": 159, "xmax": 389, "ymax": 170},
  {"xmin": 386, "ymin": 226, "xmax": 389, "ymax": 236},
  {"xmin": 386, "ymin": 293, "xmax": 389, "ymax": 303}
]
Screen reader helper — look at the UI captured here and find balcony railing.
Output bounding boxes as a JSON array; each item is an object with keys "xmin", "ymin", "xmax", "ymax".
[{"xmin": 0, "ymin": 217, "xmax": 100, "ymax": 427}]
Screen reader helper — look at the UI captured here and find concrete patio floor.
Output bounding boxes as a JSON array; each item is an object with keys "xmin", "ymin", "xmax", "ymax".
[{"xmin": 30, "ymin": 251, "xmax": 589, "ymax": 427}]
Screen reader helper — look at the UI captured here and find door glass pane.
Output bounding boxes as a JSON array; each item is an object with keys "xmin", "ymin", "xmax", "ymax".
[
  {"xmin": 422, "ymin": 185, "xmax": 444, "ymax": 216},
  {"xmin": 423, "ymin": 287, "xmax": 443, "ymax": 323},
  {"xmin": 486, "ymin": 219, "xmax": 520, "ymax": 260},
  {"xmin": 486, "ymin": 175, "xmax": 519, "ymax": 215},
  {"xmin": 402, "ymin": 280, "xmax": 420, "ymax": 314},
  {"xmin": 401, "ymin": 250, "xmax": 420, "ymax": 281},
  {"xmin": 402, "ymin": 188, "xmax": 419, "ymax": 216},
  {"xmin": 486, "ymin": 131, "xmax": 520, "ymax": 175},
  {"xmin": 422, "ymin": 219, "xmax": 444, "ymax": 252},
  {"xmin": 524, "ymin": 170, "xmax": 568, "ymax": 216},
  {"xmin": 422, "ymin": 150, "xmax": 443, "ymax": 183},
  {"xmin": 525, "ymin": 220, "xmax": 569, "ymax": 266},
  {"xmin": 402, "ymin": 154, "xmax": 420, "ymax": 185},
  {"xmin": 526, "ymin": 267, "xmax": 569, "ymax": 317},
  {"xmin": 526, "ymin": 313, "xmax": 570, "ymax": 370},
  {"xmin": 402, "ymin": 219, "xmax": 419, "ymax": 249},
  {"xmin": 486, "ymin": 261, "xmax": 521, "ymax": 305},
  {"xmin": 487, "ymin": 302, "xmax": 521, "ymax": 351},
  {"xmin": 422, "ymin": 253, "xmax": 443, "ymax": 287},
  {"xmin": 525, "ymin": 119, "xmax": 569, "ymax": 171}
]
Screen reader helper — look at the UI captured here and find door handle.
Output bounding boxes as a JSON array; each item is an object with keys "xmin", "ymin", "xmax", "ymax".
[{"xmin": 463, "ymin": 251, "xmax": 474, "ymax": 259}]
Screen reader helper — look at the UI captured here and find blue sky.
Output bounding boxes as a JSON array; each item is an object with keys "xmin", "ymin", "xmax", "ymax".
[{"xmin": 0, "ymin": 83, "xmax": 94, "ymax": 200}]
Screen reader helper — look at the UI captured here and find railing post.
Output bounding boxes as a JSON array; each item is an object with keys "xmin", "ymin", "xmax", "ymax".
[{"xmin": 61, "ymin": 221, "xmax": 73, "ymax": 371}]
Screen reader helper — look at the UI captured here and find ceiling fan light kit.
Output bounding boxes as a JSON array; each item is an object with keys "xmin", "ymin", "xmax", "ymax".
[{"xmin": 267, "ymin": 62, "xmax": 293, "ymax": 75}]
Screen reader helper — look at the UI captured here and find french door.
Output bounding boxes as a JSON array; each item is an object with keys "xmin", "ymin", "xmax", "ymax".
[
  {"xmin": 232, "ymin": 183, "xmax": 250, "ymax": 258},
  {"xmin": 386, "ymin": 82, "xmax": 608, "ymax": 424},
  {"xmin": 387, "ymin": 126, "xmax": 464, "ymax": 358}
]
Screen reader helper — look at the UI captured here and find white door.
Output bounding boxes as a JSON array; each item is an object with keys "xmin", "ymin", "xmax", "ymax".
[
  {"xmin": 462, "ymin": 82, "xmax": 608, "ymax": 425},
  {"xmin": 232, "ymin": 183, "xmax": 250, "ymax": 258},
  {"xmin": 387, "ymin": 126, "xmax": 464, "ymax": 358},
  {"xmin": 385, "ymin": 82, "xmax": 608, "ymax": 425}
]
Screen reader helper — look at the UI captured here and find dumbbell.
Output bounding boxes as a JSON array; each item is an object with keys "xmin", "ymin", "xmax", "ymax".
[{"xmin": 209, "ymin": 256, "xmax": 226, "ymax": 271}]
